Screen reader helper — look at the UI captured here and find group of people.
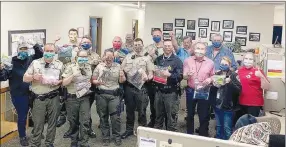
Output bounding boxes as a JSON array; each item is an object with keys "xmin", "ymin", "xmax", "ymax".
[{"xmin": 0, "ymin": 27, "xmax": 270, "ymax": 147}]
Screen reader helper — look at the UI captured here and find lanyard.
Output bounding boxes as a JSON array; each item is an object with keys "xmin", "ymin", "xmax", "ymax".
[{"xmin": 195, "ymin": 60, "xmax": 203, "ymax": 77}]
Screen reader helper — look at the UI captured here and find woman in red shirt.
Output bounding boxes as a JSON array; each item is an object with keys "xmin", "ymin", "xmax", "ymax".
[{"xmin": 237, "ymin": 52, "xmax": 270, "ymax": 117}]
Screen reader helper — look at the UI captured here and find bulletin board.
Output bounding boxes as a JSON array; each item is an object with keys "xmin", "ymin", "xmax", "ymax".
[{"xmin": 8, "ymin": 29, "xmax": 46, "ymax": 56}]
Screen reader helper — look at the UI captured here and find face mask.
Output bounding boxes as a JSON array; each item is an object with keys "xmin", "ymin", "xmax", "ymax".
[
  {"xmin": 77, "ymin": 57, "xmax": 88, "ymax": 64},
  {"xmin": 113, "ymin": 42, "xmax": 122, "ymax": 50},
  {"xmin": 243, "ymin": 59, "xmax": 254, "ymax": 68},
  {"xmin": 17, "ymin": 51, "xmax": 28, "ymax": 60},
  {"xmin": 220, "ymin": 64, "xmax": 229, "ymax": 71},
  {"xmin": 153, "ymin": 36, "xmax": 161, "ymax": 43},
  {"xmin": 81, "ymin": 43, "xmax": 91, "ymax": 50},
  {"xmin": 194, "ymin": 50, "xmax": 205, "ymax": 58},
  {"xmin": 212, "ymin": 41, "xmax": 222, "ymax": 48},
  {"xmin": 43, "ymin": 52, "xmax": 55, "ymax": 59}
]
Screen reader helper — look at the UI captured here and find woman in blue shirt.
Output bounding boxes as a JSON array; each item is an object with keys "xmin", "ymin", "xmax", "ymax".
[{"xmin": 0, "ymin": 42, "xmax": 43, "ymax": 146}]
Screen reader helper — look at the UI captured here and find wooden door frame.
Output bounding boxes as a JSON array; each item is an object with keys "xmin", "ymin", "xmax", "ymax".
[
  {"xmin": 89, "ymin": 16, "xmax": 102, "ymax": 55},
  {"xmin": 132, "ymin": 19, "xmax": 139, "ymax": 38}
]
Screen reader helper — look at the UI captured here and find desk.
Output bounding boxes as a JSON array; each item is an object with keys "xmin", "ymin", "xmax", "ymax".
[
  {"xmin": 266, "ymin": 112, "xmax": 285, "ymax": 134},
  {"xmin": 0, "ymin": 82, "xmax": 19, "ymax": 144}
]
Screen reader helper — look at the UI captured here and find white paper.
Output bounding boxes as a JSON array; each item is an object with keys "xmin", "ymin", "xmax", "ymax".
[
  {"xmin": 40, "ymin": 32, "xmax": 45, "ymax": 38},
  {"xmin": 11, "ymin": 34, "xmax": 20, "ymax": 42},
  {"xmin": 265, "ymin": 91, "xmax": 279, "ymax": 100},
  {"xmin": 267, "ymin": 60, "xmax": 283, "ymax": 78},
  {"xmin": 139, "ymin": 137, "xmax": 156, "ymax": 147},
  {"xmin": 160, "ymin": 141, "xmax": 183, "ymax": 147}
]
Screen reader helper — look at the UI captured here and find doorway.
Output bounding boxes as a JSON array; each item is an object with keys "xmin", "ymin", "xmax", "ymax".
[
  {"xmin": 89, "ymin": 17, "xmax": 102, "ymax": 55},
  {"xmin": 132, "ymin": 19, "xmax": 139, "ymax": 39},
  {"xmin": 272, "ymin": 25, "xmax": 283, "ymax": 45}
]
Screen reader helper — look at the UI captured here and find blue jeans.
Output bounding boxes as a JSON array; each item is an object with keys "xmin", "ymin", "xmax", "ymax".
[
  {"xmin": 186, "ymin": 87, "xmax": 210, "ymax": 136},
  {"xmin": 214, "ymin": 107, "xmax": 233, "ymax": 140},
  {"xmin": 11, "ymin": 96, "xmax": 29, "ymax": 138}
]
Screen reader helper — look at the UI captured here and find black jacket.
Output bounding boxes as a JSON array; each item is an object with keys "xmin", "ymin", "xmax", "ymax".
[
  {"xmin": 154, "ymin": 53, "xmax": 183, "ymax": 91},
  {"xmin": 0, "ymin": 44, "xmax": 43, "ymax": 97},
  {"xmin": 215, "ymin": 70, "xmax": 241, "ymax": 111}
]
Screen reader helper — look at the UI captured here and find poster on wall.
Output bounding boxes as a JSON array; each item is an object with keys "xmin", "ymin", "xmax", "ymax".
[
  {"xmin": 198, "ymin": 18, "xmax": 209, "ymax": 27},
  {"xmin": 267, "ymin": 60, "xmax": 283, "ymax": 78},
  {"xmin": 199, "ymin": 28, "xmax": 207, "ymax": 38},
  {"xmin": 236, "ymin": 26, "xmax": 247, "ymax": 35},
  {"xmin": 175, "ymin": 19, "xmax": 185, "ymax": 27},
  {"xmin": 175, "ymin": 28, "xmax": 183, "ymax": 45},
  {"xmin": 163, "ymin": 23, "xmax": 173, "ymax": 31},
  {"xmin": 223, "ymin": 31, "xmax": 233, "ymax": 42},
  {"xmin": 187, "ymin": 20, "xmax": 196, "ymax": 30},
  {"xmin": 186, "ymin": 32, "xmax": 196, "ymax": 40},
  {"xmin": 8, "ymin": 29, "xmax": 46, "ymax": 56}
]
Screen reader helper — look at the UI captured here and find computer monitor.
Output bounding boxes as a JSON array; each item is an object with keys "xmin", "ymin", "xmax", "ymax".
[{"xmin": 137, "ymin": 127, "xmax": 257, "ymax": 147}]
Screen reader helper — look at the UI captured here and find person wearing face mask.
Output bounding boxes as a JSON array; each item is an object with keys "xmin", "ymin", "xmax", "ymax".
[
  {"xmin": 213, "ymin": 56, "xmax": 241, "ymax": 140},
  {"xmin": 23, "ymin": 43, "xmax": 63, "ymax": 147},
  {"xmin": 153, "ymin": 39, "xmax": 183, "ymax": 131},
  {"xmin": 120, "ymin": 38, "xmax": 154, "ymax": 139},
  {"xmin": 122, "ymin": 34, "xmax": 134, "ymax": 53},
  {"xmin": 62, "ymin": 50, "xmax": 93, "ymax": 147},
  {"xmin": 77, "ymin": 35, "xmax": 101, "ymax": 138},
  {"xmin": 92, "ymin": 50, "xmax": 126, "ymax": 146},
  {"xmin": 104, "ymin": 36, "xmax": 130, "ymax": 64},
  {"xmin": 0, "ymin": 42, "xmax": 43, "ymax": 146},
  {"xmin": 183, "ymin": 42, "xmax": 215, "ymax": 136},
  {"xmin": 237, "ymin": 52, "xmax": 270, "ymax": 118},
  {"xmin": 144, "ymin": 28, "xmax": 164, "ymax": 128},
  {"xmin": 205, "ymin": 33, "xmax": 238, "ymax": 129}
]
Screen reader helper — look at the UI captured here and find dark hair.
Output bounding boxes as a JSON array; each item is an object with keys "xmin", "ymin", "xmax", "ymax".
[
  {"xmin": 134, "ymin": 38, "xmax": 144, "ymax": 44},
  {"xmin": 152, "ymin": 28, "xmax": 162, "ymax": 34},
  {"xmin": 104, "ymin": 48, "xmax": 115, "ymax": 56},
  {"xmin": 68, "ymin": 28, "xmax": 78, "ymax": 34}
]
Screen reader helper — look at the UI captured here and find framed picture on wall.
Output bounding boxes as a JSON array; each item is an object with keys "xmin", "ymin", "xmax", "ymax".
[
  {"xmin": 198, "ymin": 18, "xmax": 209, "ymax": 27},
  {"xmin": 249, "ymin": 33, "xmax": 260, "ymax": 42},
  {"xmin": 199, "ymin": 28, "xmax": 207, "ymax": 38},
  {"xmin": 163, "ymin": 33, "xmax": 171, "ymax": 40},
  {"xmin": 210, "ymin": 33, "xmax": 216, "ymax": 41},
  {"xmin": 175, "ymin": 28, "xmax": 184, "ymax": 45},
  {"xmin": 186, "ymin": 32, "xmax": 196, "ymax": 40},
  {"xmin": 187, "ymin": 20, "xmax": 196, "ymax": 30},
  {"xmin": 223, "ymin": 31, "xmax": 233, "ymax": 42},
  {"xmin": 151, "ymin": 28, "xmax": 161, "ymax": 35},
  {"xmin": 235, "ymin": 37, "xmax": 247, "ymax": 46},
  {"xmin": 163, "ymin": 23, "xmax": 173, "ymax": 31},
  {"xmin": 222, "ymin": 20, "xmax": 234, "ymax": 29},
  {"xmin": 175, "ymin": 19, "xmax": 185, "ymax": 27},
  {"xmin": 236, "ymin": 26, "xmax": 247, "ymax": 35},
  {"xmin": 211, "ymin": 21, "xmax": 220, "ymax": 32}
]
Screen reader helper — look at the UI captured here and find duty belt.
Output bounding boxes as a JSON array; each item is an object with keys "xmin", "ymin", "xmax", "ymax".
[
  {"xmin": 157, "ymin": 85, "xmax": 177, "ymax": 94},
  {"xmin": 67, "ymin": 93, "xmax": 77, "ymax": 99},
  {"xmin": 32, "ymin": 89, "xmax": 59, "ymax": 101},
  {"xmin": 98, "ymin": 89, "xmax": 119, "ymax": 96}
]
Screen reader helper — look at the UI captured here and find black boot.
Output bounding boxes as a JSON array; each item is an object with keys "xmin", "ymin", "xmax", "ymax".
[
  {"xmin": 63, "ymin": 129, "xmax": 73, "ymax": 138},
  {"xmin": 56, "ymin": 117, "xmax": 66, "ymax": 127},
  {"xmin": 20, "ymin": 137, "xmax": 29, "ymax": 146},
  {"xmin": 121, "ymin": 131, "xmax": 133, "ymax": 139},
  {"xmin": 88, "ymin": 129, "xmax": 96, "ymax": 138},
  {"xmin": 147, "ymin": 121, "xmax": 155, "ymax": 128}
]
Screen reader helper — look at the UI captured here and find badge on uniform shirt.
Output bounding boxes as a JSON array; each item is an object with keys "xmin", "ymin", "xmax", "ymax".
[{"xmin": 168, "ymin": 65, "xmax": 172, "ymax": 71}]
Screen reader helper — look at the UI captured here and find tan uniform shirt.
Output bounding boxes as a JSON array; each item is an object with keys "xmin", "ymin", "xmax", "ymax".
[
  {"xmin": 122, "ymin": 43, "xmax": 133, "ymax": 53},
  {"xmin": 25, "ymin": 58, "xmax": 64, "ymax": 95},
  {"xmin": 87, "ymin": 50, "xmax": 101, "ymax": 71},
  {"xmin": 121, "ymin": 52, "xmax": 155, "ymax": 78},
  {"xmin": 144, "ymin": 43, "xmax": 164, "ymax": 62},
  {"xmin": 93, "ymin": 62, "xmax": 121, "ymax": 90},
  {"xmin": 62, "ymin": 63, "xmax": 92, "ymax": 94}
]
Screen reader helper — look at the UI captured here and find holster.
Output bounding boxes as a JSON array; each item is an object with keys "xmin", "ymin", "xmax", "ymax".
[
  {"xmin": 28, "ymin": 90, "xmax": 35, "ymax": 109},
  {"xmin": 59, "ymin": 87, "xmax": 68, "ymax": 103}
]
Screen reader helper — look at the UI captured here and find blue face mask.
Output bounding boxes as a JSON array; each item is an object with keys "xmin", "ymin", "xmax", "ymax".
[
  {"xmin": 17, "ymin": 51, "xmax": 28, "ymax": 60},
  {"xmin": 220, "ymin": 64, "xmax": 230, "ymax": 71},
  {"xmin": 153, "ymin": 36, "xmax": 161, "ymax": 43},
  {"xmin": 77, "ymin": 57, "xmax": 88, "ymax": 64},
  {"xmin": 43, "ymin": 52, "xmax": 55, "ymax": 59},
  {"xmin": 212, "ymin": 41, "xmax": 222, "ymax": 48},
  {"xmin": 81, "ymin": 43, "xmax": 91, "ymax": 50}
]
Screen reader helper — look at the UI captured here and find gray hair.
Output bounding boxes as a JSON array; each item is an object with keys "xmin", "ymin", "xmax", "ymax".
[
  {"xmin": 211, "ymin": 33, "xmax": 223, "ymax": 42},
  {"xmin": 193, "ymin": 41, "xmax": 207, "ymax": 49},
  {"xmin": 77, "ymin": 50, "xmax": 88, "ymax": 56},
  {"xmin": 44, "ymin": 43, "xmax": 56, "ymax": 51},
  {"xmin": 183, "ymin": 36, "xmax": 192, "ymax": 41}
]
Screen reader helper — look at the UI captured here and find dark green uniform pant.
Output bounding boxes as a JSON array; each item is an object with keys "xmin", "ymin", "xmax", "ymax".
[
  {"xmin": 66, "ymin": 95, "xmax": 90, "ymax": 146},
  {"xmin": 96, "ymin": 94, "xmax": 121, "ymax": 140},
  {"xmin": 30, "ymin": 96, "xmax": 60, "ymax": 147},
  {"xmin": 154, "ymin": 91, "xmax": 179, "ymax": 131},
  {"xmin": 125, "ymin": 85, "xmax": 149, "ymax": 132}
]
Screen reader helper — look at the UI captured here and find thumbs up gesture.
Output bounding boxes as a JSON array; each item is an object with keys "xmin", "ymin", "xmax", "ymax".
[{"xmin": 254, "ymin": 68, "xmax": 263, "ymax": 78}]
